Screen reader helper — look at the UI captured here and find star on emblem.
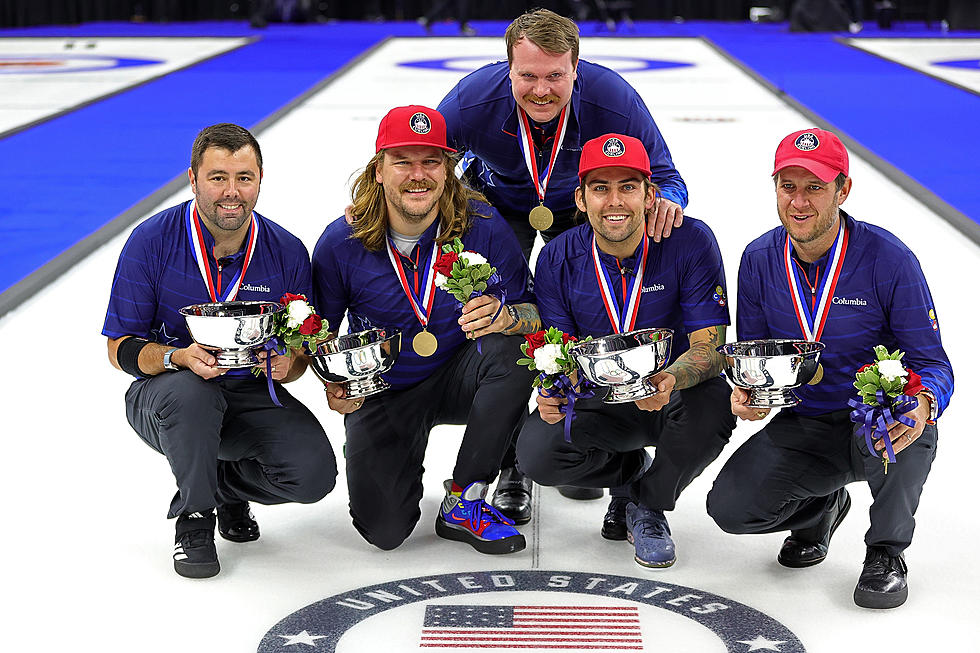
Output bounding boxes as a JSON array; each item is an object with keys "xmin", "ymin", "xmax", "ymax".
[
  {"xmin": 278, "ymin": 630, "xmax": 327, "ymax": 647},
  {"xmin": 150, "ymin": 322, "xmax": 179, "ymax": 345},
  {"xmin": 737, "ymin": 634, "xmax": 788, "ymax": 651}
]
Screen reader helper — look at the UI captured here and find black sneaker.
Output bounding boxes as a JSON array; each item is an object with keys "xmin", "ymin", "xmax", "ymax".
[
  {"xmin": 217, "ymin": 501, "xmax": 260, "ymax": 543},
  {"xmin": 854, "ymin": 547, "xmax": 908, "ymax": 609},
  {"xmin": 601, "ymin": 495, "xmax": 630, "ymax": 541},
  {"xmin": 173, "ymin": 510, "xmax": 220, "ymax": 579}
]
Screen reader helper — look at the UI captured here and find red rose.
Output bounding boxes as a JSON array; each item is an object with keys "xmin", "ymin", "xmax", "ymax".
[
  {"xmin": 281, "ymin": 292, "xmax": 308, "ymax": 304},
  {"xmin": 902, "ymin": 369, "xmax": 924, "ymax": 397},
  {"xmin": 857, "ymin": 363, "xmax": 873, "ymax": 373},
  {"xmin": 299, "ymin": 314, "xmax": 322, "ymax": 336},
  {"xmin": 523, "ymin": 330, "xmax": 546, "ymax": 357},
  {"xmin": 433, "ymin": 251, "xmax": 459, "ymax": 277},
  {"xmin": 561, "ymin": 333, "xmax": 577, "ymax": 344}
]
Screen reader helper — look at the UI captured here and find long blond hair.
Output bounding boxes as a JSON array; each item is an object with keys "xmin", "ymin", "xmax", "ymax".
[{"xmin": 349, "ymin": 151, "xmax": 491, "ymax": 252}]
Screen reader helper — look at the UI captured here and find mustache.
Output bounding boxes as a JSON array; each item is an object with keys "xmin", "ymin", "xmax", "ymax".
[
  {"xmin": 523, "ymin": 93, "xmax": 561, "ymax": 104},
  {"xmin": 399, "ymin": 181, "xmax": 436, "ymax": 192}
]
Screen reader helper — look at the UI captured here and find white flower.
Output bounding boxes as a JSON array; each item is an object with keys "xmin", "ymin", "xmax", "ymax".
[
  {"xmin": 533, "ymin": 343, "xmax": 564, "ymax": 375},
  {"xmin": 434, "ymin": 272, "xmax": 449, "ymax": 288},
  {"xmin": 876, "ymin": 359, "xmax": 907, "ymax": 382},
  {"xmin": 285, "ymin": 299, "xmax": 312, "ymax": 329},
  {"xmin": 460, "ymin": 251, "xmax": 488, "ymax": 267}
]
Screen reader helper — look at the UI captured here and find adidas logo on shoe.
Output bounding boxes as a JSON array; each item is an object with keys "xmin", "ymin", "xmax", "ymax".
[{"xmin": 173, "ymin": 510, "xmax": 220, "ymax": 579}]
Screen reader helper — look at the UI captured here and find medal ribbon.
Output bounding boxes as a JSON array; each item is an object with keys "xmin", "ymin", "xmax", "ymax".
[
  {"xmin": 186, "ymin": 202, "xmax": 258, "ymax": 302},
  {"xmin": 591, "ymin": 231, "xmax": 649, "ymax": 334},
  {"xmin": 386, "ymin": 236, "xmax": 438, "ymax": 331},
  {"xmin": 783, "ymin": 220, "xmax": 848, "ymax": 342},
  {"xmin": 516, "ymin": 105, "xmax": 569, "ymax": 205}
]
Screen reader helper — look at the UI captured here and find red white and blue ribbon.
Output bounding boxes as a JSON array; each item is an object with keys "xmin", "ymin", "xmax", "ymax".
[
  {"xmin": 386, "ymin": 236, "xmax": 438, "ymax": 334},
  {"xmin": 783, "ymin": 219, "xmax": 848, "ymax": 342},
  {"xmin": 186, "ymin": 201, "xmax": 258, "ymax": 302},
  {"xmin": 592, "ymin": 231, "xmax": 649, "ymax": 334},
  {"xmin": 516, "ymin": 105, "xmax": 569, "ymax": 205}
]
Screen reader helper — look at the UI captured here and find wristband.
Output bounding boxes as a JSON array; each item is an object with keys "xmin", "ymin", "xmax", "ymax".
[{"xmin": 117, "ymin": 336, "xmax": 151, "ymax": 378}]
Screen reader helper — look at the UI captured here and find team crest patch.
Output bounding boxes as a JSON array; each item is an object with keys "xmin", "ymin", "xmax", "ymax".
[
  {"xmin": 410, "ymin": 112, "xmax": 432, "ymax": 134},
  {"xmin": 603, "ymin": 137, "xmax": 626, "ymax": 157},
  {"xmin": 794, "ymin": 132, "xmax": 819, "ymax": 151},
  {"xmin": 713, "ymin": 285, "xmax": 727, "ymax": 307},
  {"xmin": 929, "ymin": 308, "xmax": 939, "ymax": 331},
  {"xmin": 258, "ymin": 570, "xmax": 805, "ymax": 651}
]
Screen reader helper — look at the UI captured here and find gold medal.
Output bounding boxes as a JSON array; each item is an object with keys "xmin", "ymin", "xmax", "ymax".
[
  {"xmin": 808, "ymin": 362, "xmax": 824, "ymax": 386},
  {"xmin": 412, "ymin": 329, "xmax": 438, "ymax": 357},
  {"xmin": 529, "ymin": 204, "xmax": 554, "ymax": 231}
]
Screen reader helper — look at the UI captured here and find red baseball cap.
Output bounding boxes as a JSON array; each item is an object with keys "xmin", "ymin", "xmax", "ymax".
[
  {"xmin": 578, "ymin": 134, "xmax": 651, "ymax": 182},
  {"xmin": 375, "ymin": 105, "xmax": 456, "ymax": 154},
  {"xmin": 773, "ymin": 128, "xmax": 849, "ymax": 183}
]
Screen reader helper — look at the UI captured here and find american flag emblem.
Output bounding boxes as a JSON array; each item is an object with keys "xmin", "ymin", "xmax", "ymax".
[{"xmin": 420, "ymin": 604, "xmax": 643, "ymax": 649}]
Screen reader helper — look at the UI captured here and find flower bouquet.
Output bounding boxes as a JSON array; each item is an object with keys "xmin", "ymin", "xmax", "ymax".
[
  {"xmin": 434, "ymin": 238, "xmax": 505, "ymax": 351},
  {"xmin": 848, "ymin": 345, "xmax": 924, "ymax": 473},
  {"xmin": 517, "ymin": 327, "xmax": 593, "ymax": 441},
  {"xmin": 253, "ymin": 293, "xmax": 332, "ymax": 407}
]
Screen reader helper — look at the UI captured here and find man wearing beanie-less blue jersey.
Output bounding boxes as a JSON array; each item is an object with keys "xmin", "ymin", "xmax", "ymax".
[
  {"xmin": 706, "ymin": 128, "xmax": 953, "ymax": 609},
  {"xmin": 312, "ymin": 105, "xmax": 539, "ymax": 555},
  {"xmin": 103, "ymin": 123, "xmax": 337, "ymax": 579},
  {"xmin": 516, "ymin": 133, "xmax": 735, "ymax": 569},
  {"xmin": 437, "ymin": 6, "xmax": 689, "ymax": 517}
]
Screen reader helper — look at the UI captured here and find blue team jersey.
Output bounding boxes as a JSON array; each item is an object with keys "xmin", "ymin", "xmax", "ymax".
[
  {"xmin": 438, "ymin": 60, "xmax": 687, "ymax": 217},
  {"xmin": 737, "ymin": 211, "xmax": 953, "ymax": 417},
  {"xmin": 534, "ymin": 217, "xmax": 729, "ymax": 363},
  {"xmin": 102, "ymin": 200, "xmax": 314, "ymax": 375},
  {"xmin": 311, "ymin": 201, "xmax": 533, "ymax": 390}
]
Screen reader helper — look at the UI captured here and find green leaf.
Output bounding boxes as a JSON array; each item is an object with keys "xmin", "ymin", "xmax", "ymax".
[
  {"xmin": 474, "ymin": 281, "xmax": 487, "ymax": 292},
  {"xmin": 873, "ymin": 345, "xmax": 889, "ymax": 360},
  {"xmin": 462, "ymin": 284, "xmax": 473, "ymax": 297},
  {"xmin": 860, "ymin": 383, "xmax": 878, "ymax": 395}
]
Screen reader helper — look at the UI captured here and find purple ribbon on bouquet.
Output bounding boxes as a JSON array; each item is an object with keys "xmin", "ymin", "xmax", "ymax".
[
  {"xmin": 456, "ymin": 271, "xmax": 506, "ymax": 354},
  {"xmin": 261, "ymin": 338, "xmax": 288, "ymax": 408},
  {"xmin": 539, "ymin": 373, "xmax": 595, "ymax": 443},
  {"xmin": 847, "ymin": 390, "xmax": 918, "ymax": 464}
]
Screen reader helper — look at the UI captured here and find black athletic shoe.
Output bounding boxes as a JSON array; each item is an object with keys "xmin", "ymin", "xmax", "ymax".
[
  {"xmin": 854, "ymin": 547, "xmax": 908, "ymax": 609},
  {"xmin": 778, "ymin": 488, "xmax": 851, "ymax": 568},
  {"xmin": 173, "ymin": 510, "xmax": 220, "ymax": 579},
  {"xmin": 601, "ymin": 495, "xmax": 630, "ymax": 541},
  {"xmin": 217, "ymin": 501, "xmax": 260, "ymax": 543},
  {"xmin": 491, "ymin": 467, "xmax": 532, "ymax": 525}
]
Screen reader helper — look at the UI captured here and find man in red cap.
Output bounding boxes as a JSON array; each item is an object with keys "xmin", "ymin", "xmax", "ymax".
[
  {"xmin": 707, "ymin": 128, "xmax": 953, "ymax": 608},
  {"xmin": 310, "ymin": 105, "xmax": 541, "ymax": 554},
  {"xmin": 516, "ymin": 133, "xmax": 734, "ymax": 568}
]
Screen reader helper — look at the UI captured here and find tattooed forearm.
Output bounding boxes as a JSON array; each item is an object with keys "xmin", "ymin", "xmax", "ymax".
[
  {"xmin": 501, "ymin": 302, "xmax": 542, "ymax": 335},
  {"xmin": 664, "ymin": 325, "xmax": 726, "ymax": 390}
]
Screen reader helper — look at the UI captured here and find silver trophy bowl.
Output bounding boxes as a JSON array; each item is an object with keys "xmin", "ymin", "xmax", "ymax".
[
  {"xmin": 309, "ymin": 328, "xmax": 401, "ymax": 399},
  {"xmin": 570, "ymin": 328, "xmax": 674, "ymax": 403},
  {"xmin": 180, "ymin": 300, "xmax": 283, "ymax": 368},
  {"xmin": 717, "ymin": 339, "xmax": 825, "ymax": 408}
]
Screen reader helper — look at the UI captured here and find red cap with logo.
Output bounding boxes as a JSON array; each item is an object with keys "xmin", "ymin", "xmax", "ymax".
[
  {"xmin": 578, "ymin": 133, "xmax": 651, "ymax": 182},
  {"xmin": 375, "ymin": 105, "xmax": 456, "ymax": 154},
  {"xmin": 773, "ymin": 128, "xmax": 849, "ymax": 183}
]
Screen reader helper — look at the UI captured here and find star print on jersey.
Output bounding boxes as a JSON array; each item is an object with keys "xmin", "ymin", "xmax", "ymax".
[{"xmin": 150, "ymin": 322, "xmax": 179, "ymax": 345}]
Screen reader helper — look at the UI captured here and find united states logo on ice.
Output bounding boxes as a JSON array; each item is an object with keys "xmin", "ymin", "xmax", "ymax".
[{"xmin": 420, "ymin": 604, "xmax": 642, "ymax": 649}]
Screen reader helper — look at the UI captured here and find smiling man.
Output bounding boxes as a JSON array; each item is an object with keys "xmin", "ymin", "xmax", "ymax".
[
  {"xmin": 515, "ymin": 134, "xmax": 734, "ymax": 569},
  {"xmin": 103, "ymin": 123, "xmax": 337, "ymax": 579},
  {"xmin": 436, "ymin": 6, "xmax": 690, "ymax": 519},
  {"xmin": 311, "ymin": 105, "xmax": 539, "ymax": 555},
  {"xmin": 707, "ymin": 128, "xmax": 953, "ymax": 609}
]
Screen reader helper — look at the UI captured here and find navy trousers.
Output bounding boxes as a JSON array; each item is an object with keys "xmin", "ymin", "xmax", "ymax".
[
  {"xmin": 706, "ymin": 408, "xmax": 938, "ymax": 557},
  {"xmin": 517, "ymin": 376, "xmax": 735, "ymax": 511},
  {"xmin": 126, "ymin": 371, "xmax": 337, "ymax": 519},
  {"xmin": 343, "ymin": 334, "xmax": 535, "ymax": 550}
]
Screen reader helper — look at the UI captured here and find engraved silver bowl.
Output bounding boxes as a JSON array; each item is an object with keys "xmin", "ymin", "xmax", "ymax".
[
  {"xmin": 717, "ymin": 339, "xmax": 825, "ymax": 408},
  {"xmin": 570, "ymin": 328, "xmax": 674, "ymax": 403},
  {"xmin": 180, "ymin": 300, "xmax": 283, "ymax": 368},
  {"xmin": 309, "ymin": 328, "xmax": 402, "ymax": 399}
]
